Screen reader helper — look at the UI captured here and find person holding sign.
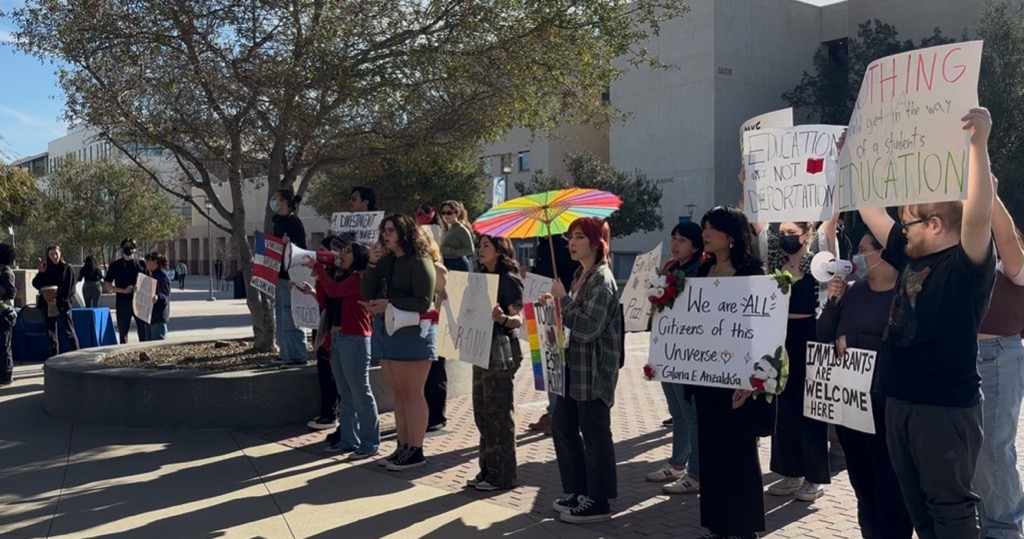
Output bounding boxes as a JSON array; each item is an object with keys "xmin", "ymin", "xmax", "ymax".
[
  {"xmin": 31, "ymin": 245, "xmax": 80, "ymax": 358},
  {"xmin": 104, "ymin": 238, "xmax": 145, "ymax": 344},
  {"xmin": 856, "ymin": 109, "xmax": 996, "ymax": 539},
  {"xmin": 975, "ymin": 177, "xmax": 1024, "ymax": 539},
  {"xmin": 542, "ymin": 217, "xmax": 622, "ymax": 524},
  {"xmin": 140, "ymin": 252, "xmax": 172, "ymax": 341},
  {"xmin": 270, "ymin": 188, "xmax": 309, "ymax": 367},
  {"xmin": 689, "ymin": 206, "xmax": 769, "ymax": 539},
  {"xmin": 438, "ymin": 200, "xmax": 476, "ymax": 272},
  {"xmin": 348, "ymin": 186, "xmax": 378, "ymax": 212},
  {"xmin": 362, "ymin": 214, "xmax": 437, "ymax": 471},
  {"xmin": 816, "ymin": 232, "xmax": 912, "ymax": 539},
  {"xmin": 467, "ymin": 234, "xmax": 524, "ymax": 492},
  {"xmin": 646, "ymin": 221, "xmax": 704, "ymax": 494}
]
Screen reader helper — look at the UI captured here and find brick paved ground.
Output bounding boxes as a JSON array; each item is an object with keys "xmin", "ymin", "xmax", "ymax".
[{"xmin": 244, "ymin": 333, "xmax": 885, "ymax": 538}]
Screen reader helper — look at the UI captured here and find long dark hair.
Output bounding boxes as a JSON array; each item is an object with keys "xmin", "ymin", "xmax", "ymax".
[
  {"xmin": 381, "ymin": 214, "xmax": 430, "ymax": 258},
  {"xmin": 348, "ymin": 242, "xmax": 370, "ymax": 272},
  {"xmin": 275, "ymin": 188, "xmax": 302, "ymax": 211},
  {"xmin": 82, "ymin": 255, "xmax": 98, "ymax": 276},
  {"xmin": 476, "ymin": 234, "xmax": 520, "ymax": 275},
  {"xmin": 45, "ymin": 245, "xmax": 65, "ymax": 268},
  {"xmin": 700, "ymin": 206, "xmax": 761, "ymax": 270}
]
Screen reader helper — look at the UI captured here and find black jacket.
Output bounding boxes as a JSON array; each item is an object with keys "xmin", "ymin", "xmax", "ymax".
[
  {"xmin": 32, "ymin": 262, "xmax": 77, "ymax": 312},
  {"xmin": 148, "ymin": 269, "xmax": 172, "ymax": 324},
  {"xmin": 273, "ymin": 212, "xmax": 307, "ymax": 280}
]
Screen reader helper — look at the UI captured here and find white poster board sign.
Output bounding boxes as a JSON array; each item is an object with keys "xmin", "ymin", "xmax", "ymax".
[
  {"xmin": 648, "ymin": 276, "xmax": 790, "ymax": 389},
  {"xmin": 743, "ymin": 125, "xmax": 845, "ymax": 222},
  {"xmin": 329, "ymin": 211, "xmax": 385, "ymax": 244},
  {"xmin": 522, "ymin": 272, "xmax": 554, "ymax": 305},
  {"xmin": 132, "ymin": 273, "xmax": 157, "ymax": 324},
  {"xmin": 288, "ymin": 265, "xmax": 321, "ymax": 329},
  {"xmin": 740, "ymin": 108, "xmax": 794, "ymax": 154},
  {"xmin": 436, "ymin": 270, "xmax": 500, "ymax": 367},
  {"xmin": 803, "ymin": 341, "xmax": 877, "ymax": 434},
  {"xmin": 620, "ymin": 242, "xmax": 662, "ymax": 332},
  {"xmin": 837, "ymin": 41, "xmax": 983, "ymax": 210}
]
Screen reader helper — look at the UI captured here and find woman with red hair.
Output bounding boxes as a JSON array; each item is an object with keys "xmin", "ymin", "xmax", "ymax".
[{"xmin": 542, "ymin": 217, "xmax": 623, "ymax": 524}]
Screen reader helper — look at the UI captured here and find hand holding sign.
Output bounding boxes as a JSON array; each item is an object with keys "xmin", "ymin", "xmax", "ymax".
[{"xmin": 962, "ymin": 107, "xmax": 992, "ymax": 146}]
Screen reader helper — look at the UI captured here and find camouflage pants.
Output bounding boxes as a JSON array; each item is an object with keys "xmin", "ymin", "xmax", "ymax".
[{"xmin": 472, "ymin": 366, "xmax": 517, "ymax": 488}]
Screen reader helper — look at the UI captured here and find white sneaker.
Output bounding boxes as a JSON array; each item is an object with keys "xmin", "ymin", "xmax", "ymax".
[
  {"xmin": 794, "ymin": 481, "xmax": 824, "ymax": 501},
  {"xmin": 767, "ymin": 476, "xmax": 804, "ymax": 496},
  {"xmin": 645, "ymin": 463, "xmax": 686, "ymax": 483},
  {"xmin": 662, "ymin": 474, "xmax": 700, "ymax": 494}
]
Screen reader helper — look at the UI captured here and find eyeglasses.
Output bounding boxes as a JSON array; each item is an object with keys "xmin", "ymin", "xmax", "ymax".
[
  {"xmin": 382, "ymin": 227, "xmax": 398, "ymax": 235},
  {"xmin": 900, "ymin": 218, "xmax": 929, "ymax": 231},
  {"xmin": 440, "ymin": 211, "xmax": 455, "ymax": 216}
]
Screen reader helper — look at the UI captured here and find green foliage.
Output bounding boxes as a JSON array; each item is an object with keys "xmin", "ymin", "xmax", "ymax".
[
  {"xmin": 514, "ymin": 152, "xmax": 663, "ymax": 238},
  {"xmin": 0, "ymin": 165, "xmax": 42, "ymax": 229}
]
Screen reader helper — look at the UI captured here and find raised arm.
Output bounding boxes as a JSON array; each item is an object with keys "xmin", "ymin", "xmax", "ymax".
[
  {"xmin": 960, "ymin": 108, "xmax": 994, "ymax": 264},
  {"xmin": 992, "ymin": 177, "xmax": 1024, "ymax": 282}
]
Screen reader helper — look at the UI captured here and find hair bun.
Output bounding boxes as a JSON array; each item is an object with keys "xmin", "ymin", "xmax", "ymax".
[{"xmin": 293, "ymin": 195, "xmax": 303, "ymax": 204}]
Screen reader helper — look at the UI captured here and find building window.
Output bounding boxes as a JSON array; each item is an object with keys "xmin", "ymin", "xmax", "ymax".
[
  {"xmin": 482, "ymin": 157, "xmax": 492, "ymax": 175},
  {"xmin": 612, "ymin": 252, "xmax": 638, "ymax": 281},
  {"xmin": 601, "ymin": 87, "xmax": 611, "ymax": 106},
  {"xmin": 500, "ymin": 154, "xmax": 513, "ymax": 175},
  {"xmin": 518, "ymin": 151, "xmax": 531, "ymax": 172}
]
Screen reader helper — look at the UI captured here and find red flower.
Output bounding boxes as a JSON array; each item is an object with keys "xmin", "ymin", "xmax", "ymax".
[
  {"xmin": 643, "ymin": 364, "xmax": 655, "ymax": 380},
  {"xmin": 750, "ymin": 377, "xmax": 766, "ymax": 392},
  {"xmin": 666, "ymin": 275, "xmax": 677, "ymax": 287}
]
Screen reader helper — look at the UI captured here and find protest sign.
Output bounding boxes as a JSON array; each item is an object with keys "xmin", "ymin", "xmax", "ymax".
[
  {"xmin": 330, "ymin": 211, "xmax": 385, "ymax": 244},
  {"xmin": 740, "ymin": 108, "xmax": 793, "ymax": 154},
  {"xmin": 620, "ymin": 242, "xmax": 662, "ymax": 332},
  {"xmin": 803, "ymin": 341, "xmax": 877, "ymax": 434},
  {"xmin": 838, "ymin": 41, "xmax": 984, "ymax": 210},
  {"xmin": 648, "ymin": 276, "xmax": 790, "ymax": 390},
  {"xmin": 743, "ymin": 125, "xmax": 845, "ymax": 223},
  {"xmin": 288, "ymin": 265, "xmax": 321, "ymax": 329},
  {"xmin": 251, "ymin": 231, "xmax": 284, "ymax": 295},
  {"xmin": 132, "ymin": 273, "xmax": 157, "ymax": 324},
  {"xmin": 522, "ymin": 272, "xmax": 553, "ymax": 305},
  {"xmin": 436, "ymin": 270, "xmax": 499, "ymax": 367},
  {"xmin": 523, "ymin": 300, "xmax": 566, "ymax": 396}
]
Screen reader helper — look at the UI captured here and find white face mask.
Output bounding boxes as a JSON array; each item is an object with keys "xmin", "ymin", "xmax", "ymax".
[{"xmin": 852, "ymin": 250, "xmax": 880, "ymax": 279}]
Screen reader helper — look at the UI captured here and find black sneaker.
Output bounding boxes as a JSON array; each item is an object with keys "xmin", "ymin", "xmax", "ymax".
[
  {"xmin": 559, "ymin": 495, "xmax": 611, "ymax": 524},
  {"xmin": 379, "ymin": 444, "xmax": 407, "ymax": 467},
  {"xmin": 552, "ymin": 493, "xmax": 580, "ymax": 514},
  {"xmin": 386, "ymin": 446, "xmax": 426, "ymax": 471},
  {"xmin": 0, "ymin": 379, "xmax": 11, "ymax": 386},
  {"xmin": 326, "ymin": 428, "xmax": 341, "ymax": 446}
]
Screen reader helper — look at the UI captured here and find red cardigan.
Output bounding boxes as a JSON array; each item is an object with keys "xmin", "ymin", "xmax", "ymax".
[{"xmin": 312, "ymin": 265, "xmax": 372, "ymax": 337}]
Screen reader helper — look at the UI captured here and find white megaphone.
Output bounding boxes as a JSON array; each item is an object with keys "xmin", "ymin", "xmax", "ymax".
[
  {"xmin": 385, "ymin": 303, "xmax": 436, "ymax": 337},
  {"xmin": 810, "ymin": 251, "xmax": 855, "ymax": 282},
  {"xmin": 283, "ymin": 243, "xmax": 340, "ymax": 271}
]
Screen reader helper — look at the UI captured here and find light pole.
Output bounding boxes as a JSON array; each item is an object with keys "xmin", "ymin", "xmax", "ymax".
[{"xmin": 205, "ymin": 200, "xmax": 216, "ymax": 302}]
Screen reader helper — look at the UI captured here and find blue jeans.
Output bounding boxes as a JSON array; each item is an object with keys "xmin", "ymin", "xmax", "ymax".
[
  {"xmin": 145, "ymin": 323, "xmax": 168, "ymax": 341},
  {"xmin": 331, "ymin": 334, "xmax": 380, "ymax": 453},
  {"xmin": 977, "ymin": 336, "xmax": 1024, "ymax": 539},
  {"xmin": 275, "ymin": 278, "xmax": 306, "ymax": 362},
  {"xmin": 663, "ymin": 383, "xmax": 700, "ymax": 474}
]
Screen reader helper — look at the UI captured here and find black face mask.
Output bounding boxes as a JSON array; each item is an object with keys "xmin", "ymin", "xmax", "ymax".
[
  {"xmin": 123, "ymin": 247, "xmax": 136, "ymax": 256},
  {"xmin": 779, "ymin": 234, "xmax": 804, "ymax": 255}
]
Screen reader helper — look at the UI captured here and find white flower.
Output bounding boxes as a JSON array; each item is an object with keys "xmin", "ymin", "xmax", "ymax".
[
  {"xmin": 647, "ymin": 275, "xmax": 662, "ymax": 287},
  {"xmin": 765, "ymin": 365, "xmax": 778, "ymax": 379},
  {"xmin": 653, "ymin": 286, "xmax": 665, "ymax": 298},
  {"xmin": 657, "ymin": 275, "xmax": 669, "ymax": 288},
  {"xmin": 756, "ymin": 358, "xmax": 772, "ymax": 371},
  {"xmin": 765, "ymin": 378, "xmax": 778, "ymax": 394},
  {"xmin": 752, "ymin": 369, "xmax": 770, "ymax": 381}
]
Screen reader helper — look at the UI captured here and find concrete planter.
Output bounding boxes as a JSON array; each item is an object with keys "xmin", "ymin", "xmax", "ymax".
[{"xmin": 43, "ymin": 339, "xmax": 472, "ymax": 429}]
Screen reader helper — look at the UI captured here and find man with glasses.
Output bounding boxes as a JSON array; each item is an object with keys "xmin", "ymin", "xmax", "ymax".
[
  {"xmin": 855, "ymin": 108, "xmax": 996, "ymax": 539},
  {"xmin": 105, "ymin": 238, "xmax": 147, "ymax": 344}
]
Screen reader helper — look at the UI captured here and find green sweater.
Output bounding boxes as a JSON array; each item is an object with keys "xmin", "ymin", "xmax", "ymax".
[
  {"xmin": 440, "ymin": 223, "xmax": 476, "ymax": 258},
  {"xmin": 361, "ymin": 253, "xmax": 437, "ymax": 313}
]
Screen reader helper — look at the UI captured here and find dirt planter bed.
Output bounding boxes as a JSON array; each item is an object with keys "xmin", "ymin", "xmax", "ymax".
[{"xmin": 43, "ymin": 339, "xmax": 472, "ymax": 429}]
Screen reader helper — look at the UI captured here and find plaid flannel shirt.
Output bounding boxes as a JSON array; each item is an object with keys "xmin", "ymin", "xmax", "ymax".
[{"xmin": 560, "ymin": 261, "xmax": 623, "ymax": 407}]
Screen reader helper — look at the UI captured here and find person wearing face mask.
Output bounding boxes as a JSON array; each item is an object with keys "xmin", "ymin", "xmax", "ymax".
[
  {"xmin": 269, "ymin": 188, "xmax": 309, "ymax": 367},
  {"xmin": 104, "ymin": 238, "xmax": 146, "ymax": 344},
  {"xmin": 816, "ymin": 233, "xmax": 912, "ymax": 539},
  {"xmin": 32, "ymin": 245, "xmax": 80, "ymax": 358}
]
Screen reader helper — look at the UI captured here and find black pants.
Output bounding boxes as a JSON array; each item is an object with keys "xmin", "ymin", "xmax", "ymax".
[
  {"xmin": 551, "ymin": 392, "xmax": 617, "ymax": 501},
  {"xmin": 115, "ymin": 297, "xmax": 144, "ymax": 344},
  {"xmin": 771, "ymin": 316, "xmax": 831, "ymax": 484},
  {"xmin": 886, "ymin": 397, "xmax": 983, "ymax": 539},
  {"xmin": 177, "ymin": 275, "xmax": 186, "ymax": 290},
  {"xmin": 693, "ymin": 385, "xmax": 765, "ymax": 535},
  {"xmin": 836, "ymin": 395, "xmax": 913, "ymax": 539},
  {"xmin": 316, "ymin": 346, "xmax": 338, "ymax": 420},
  {"xmin": 44, "ymin": 309, "xmax": 80, "ymax": 358},
  {"xmin": 425, "ymin": 357, "xmax": 448, "ymax": 426},
  {"xmin": 1, "ymin": 314, "xmax": 13, "ymax": 382}
]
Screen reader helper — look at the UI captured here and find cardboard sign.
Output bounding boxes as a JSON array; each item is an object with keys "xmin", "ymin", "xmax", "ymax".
[
  {"xmin": 740, "ymin": 108, "xmax": 794, "ymax": 154},
  {"xmin": 743, "ymin": 125, "xmax": 845, "ymax": 223},
  {"xmin": 522, "ymin": 272, "xmax": 554, "ymax": 305},
  {"xmin": 288, "ymin": 265, "xmax": 321, "ymax": 329},
  {"xmin": 620, "ymin": 242, "xmax": 662, "ymax": 332},
  {"xmin": 251, "ymin": 231, "xmax": 284, "ymax": 295},
  {"xmin": 132, "ymin": 273, "xmax": 157, "ymax": 324},
  {"xmin": 330, "ymin": 211, "xmax": 385, "ymax": 244},
  {"xmin": 648, "ymin": 276, "xmax": 790, "ymax": 389},
  {"xmin": 838, "ymin": 41, "xmax": 983, "ymax": 209},
  {"xmin": 803, "ymin": 341, "xmax": 877, "ymax": 434},
  {"xmin": 436, "ymin": 270, "xmax": 499, "ymax": 367},
  {"xmin": 523, "ymin": 300, "xmax": 566, "ymax": 396}
]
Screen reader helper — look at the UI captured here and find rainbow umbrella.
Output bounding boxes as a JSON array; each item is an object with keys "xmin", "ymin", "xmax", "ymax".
[{"xmin": 473, "ymin": 188, "xmax": 622, "ymax": 277}]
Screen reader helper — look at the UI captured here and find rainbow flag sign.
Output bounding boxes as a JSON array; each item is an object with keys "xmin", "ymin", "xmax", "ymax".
[
  {"xmin": 523, "ymin": 299, "xmax": 565, "ymax": 396},
  {"xmin": 251, "ymin": 231, "xmax": 284, "ymax": 295}
]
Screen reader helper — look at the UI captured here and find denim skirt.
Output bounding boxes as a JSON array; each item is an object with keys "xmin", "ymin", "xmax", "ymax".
[{"xmin": 371, "ymin": 314, "xmax": 437, "ymax": 361}]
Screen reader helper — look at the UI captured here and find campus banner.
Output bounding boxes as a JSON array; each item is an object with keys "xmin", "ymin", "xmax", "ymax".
[
  {"xmin": 436, "ymin": 270, "xmax": 500, "ymax": 368},
  {"xmin": 743, "ymin": 125, "xmax": 846, "ymax": 222},
  {"xmin": 288, "ymin": 265, "xmax": 321, "ymax": 329},
  {"xmin": 251, "ymin": 231, "xmax": 284, "ymax": 295},
  {"xmin": 648, "ymin": 276, "xmax": 790, "ymax": 390},
  {"xmin": 329, "ymin": 211, "xmax": 385, "ymax": 244},
  {"xmin": 740, "ymin": 108, "xmax": 793, "ymax": 154},
  {"xmin": 803, "ymin": 341, "xmax": 877, "ymax": 434},
  {"xmin": 838, "ymin": 41, "xmax": 984, "ymax": 209},
  {"xmin": 523, "ymin": 300, "xmax": 566, "ymax": 396},
  {"xmin": 132, "ymin": 273, "xmax": 157, "ymax": 324},
  {"xmin": 522, "ymin": 272, "xmax": 553, "ymax": 305},
  {"xmin": 620, "ymin": 242, "xmax": 662, "ymax": 332}
]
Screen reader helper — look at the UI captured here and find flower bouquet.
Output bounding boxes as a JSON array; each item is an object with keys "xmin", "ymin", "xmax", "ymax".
[
  {"xmin": 749, "ymin": 346, "xmax": 789, "ymax": 403},
  {"xmin": 646, "ymin": 268, "xmax": 687, "ymax": 313}
]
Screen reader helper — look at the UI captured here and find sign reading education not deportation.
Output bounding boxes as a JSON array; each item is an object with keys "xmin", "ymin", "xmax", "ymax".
[
  {"xmin": 838, "ymin": 41, "xmax": 984, "ymax": 210},
  {"xmin": 803, "ymin": 341, "xmax": 877, "ymax": 434},
  {"xmin": 740, "ymin": 108, "xmax": 793, "ymax": 154},
  {"xmin": 648, "ymin": 276, "xmax": 790, "ymax": 390}
]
